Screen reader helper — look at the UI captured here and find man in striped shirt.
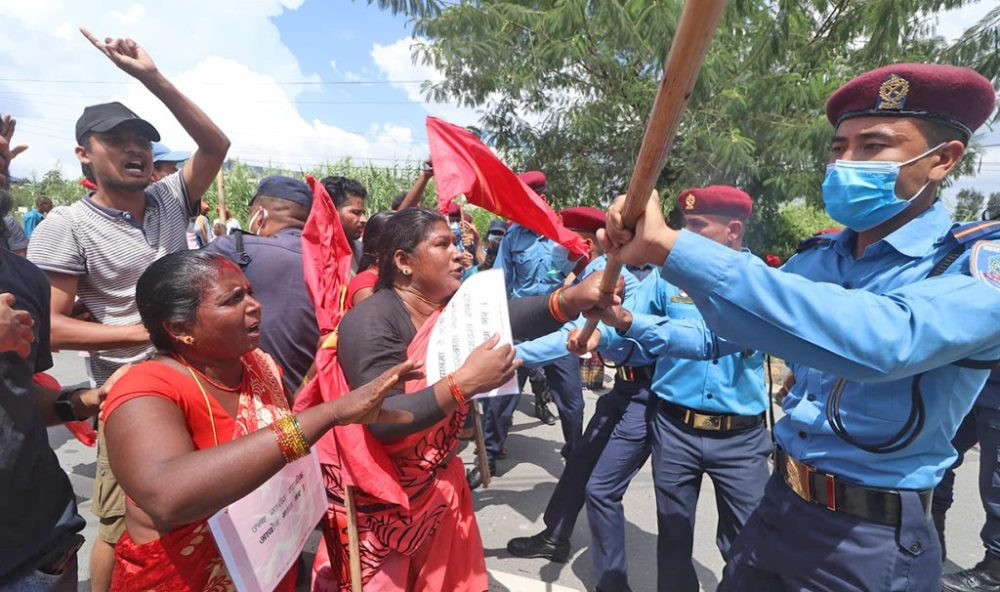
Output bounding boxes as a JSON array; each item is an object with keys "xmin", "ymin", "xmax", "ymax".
[{"xmin": 27, "ymin": 29, "xmax": 229, "ymax": 591}]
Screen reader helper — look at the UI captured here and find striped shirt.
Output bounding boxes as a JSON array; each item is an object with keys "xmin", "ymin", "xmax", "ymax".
[{"xmin": 27, "ymin": 172, "xmax": 197, "ymax": 383}]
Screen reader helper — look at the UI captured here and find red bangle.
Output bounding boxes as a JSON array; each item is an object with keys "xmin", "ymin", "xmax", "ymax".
[
  {"xmin": 446, "ymin": 373, "xmax": 466, "ymax": 405},
  {"xmin": 548, "ymin": 288, "xmax": 570, "ymax": 323}
]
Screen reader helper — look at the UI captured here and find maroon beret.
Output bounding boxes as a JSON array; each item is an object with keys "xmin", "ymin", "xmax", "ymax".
[
  {"xmin": 559, "ymin": 206, "xmax": 606, "ymax": 233},
  {"xmin": 826, "ymin": 64, "xmax": 996, "ymax": 142},
  {"xmin": 677, "ymin": 185, "xmax": 753, "ymax": 220},
  {"xmin": 518, "ymin": 171, "xmax": 547, "ymax": 192}
]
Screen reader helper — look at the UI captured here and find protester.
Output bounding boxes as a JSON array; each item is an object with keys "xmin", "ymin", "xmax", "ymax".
[
  {"xmin": 21, "ymin": 195, "xmax": 53, "ymax": 238},
  {"xmin": 212, "ymin": 207, "xmax": 242, "ymax": 235},
  {"xmin": 325, "ymin": 207, "xmax": 618, "ymax": 590},
  {"xmin": 99, "ymin": 250, "xmax": 414, "ymax": 591},
  {"xmin": 0, "ymin": 235, "xmax": 127, "ymax": 590},
  {"xmin": 320, "ymin": 175, "xmax": 368, "ymax": 271},
  {"xmin": 205, "ymin": 175, "xmax": 319, "ymax": 394},
  {"xmin": 392, "ymin": 159, "xmax": 434, "ymax": 210},
  {"xmin": 345, "ymin": 210, "xmax": 393, "ymax": 308},
  {"xmin": 190, "ymin": 202, "xmax": 213, "ymax": 248},
  {"xmin": 598, "ymin": 64, "xmax": 1000, "ymax": 592},
  {"xmin": 26, "ymin": 29, "xmax": 230, "ymax": 591}
]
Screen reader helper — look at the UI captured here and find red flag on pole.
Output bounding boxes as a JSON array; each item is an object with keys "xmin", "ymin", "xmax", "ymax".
[
  {"xmin": 426, "ymin": 116, "xmax": 590, "ymax": 258},
  {"xmin": 294, "ymin": 177, "xmax": 407, "ymax": 507}
]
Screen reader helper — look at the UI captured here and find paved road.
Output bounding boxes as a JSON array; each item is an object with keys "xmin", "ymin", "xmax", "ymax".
[{"xmin": 47, "ymin": 351, "xmax": 987, "ymax": 591}]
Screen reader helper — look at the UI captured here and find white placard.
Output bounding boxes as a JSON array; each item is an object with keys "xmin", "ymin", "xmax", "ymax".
[
  {"xmin": 208, "ymin": 449, "xmax": 326, "ymax": 592},
  {"xmin": 425, "ymin": 269, "xmax": 518, "ymax": 399}
]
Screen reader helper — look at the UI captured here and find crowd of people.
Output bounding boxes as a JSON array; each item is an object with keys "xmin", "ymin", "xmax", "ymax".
[{"xmin": 3, "ymin": 27, "xmax": 1000, "ymax": 592}]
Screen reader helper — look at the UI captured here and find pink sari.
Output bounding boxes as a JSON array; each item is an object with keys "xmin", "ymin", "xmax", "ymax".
[{"xmin": 312, "ymin": 310, "xmax": 487, "ymax": 592}]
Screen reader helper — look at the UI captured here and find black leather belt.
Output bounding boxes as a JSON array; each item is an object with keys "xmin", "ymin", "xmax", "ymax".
[
  {"xmin": 775, "ymin": 449, "xmax": 932, "ymax": 526},
  {"xmin": 660, "ymin": 400, "xmax": 763, "ymax": 432},
  {"xmin": 614, "ymin": 365, "xmax": 654, "ymax": 383}
]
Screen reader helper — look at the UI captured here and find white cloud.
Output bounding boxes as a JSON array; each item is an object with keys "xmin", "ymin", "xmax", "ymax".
[
  {"xmin": 0, "ymin": 0, "xmax": 420, "ymax": 181},
  {"xmin": 371, "ymin": 36, "xmax": 480, "ymax": 127},
  {"xmin": 935, "ymin": 0, "xmax": 994, "ymax": 43}
]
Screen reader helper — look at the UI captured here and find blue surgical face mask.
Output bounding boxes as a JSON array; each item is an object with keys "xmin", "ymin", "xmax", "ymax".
[{"xmin": 822, "ymin": 143, "xmax": 944, "ymax": 232}]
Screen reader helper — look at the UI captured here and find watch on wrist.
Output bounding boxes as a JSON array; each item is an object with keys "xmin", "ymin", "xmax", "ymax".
[{"xmin": 53, "ymin": 389, "xmax": 83, "ymax": 422}]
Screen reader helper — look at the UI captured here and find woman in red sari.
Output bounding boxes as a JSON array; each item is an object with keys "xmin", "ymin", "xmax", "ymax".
[
  {"xmin": 323, "ymin": 208, "xmax": 614, "ymax": 591},
  {"xmin": 101, "ymin": 250, "xmax": 416, "ymax": 591}
]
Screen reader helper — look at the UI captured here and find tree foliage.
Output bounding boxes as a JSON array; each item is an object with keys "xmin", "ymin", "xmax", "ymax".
[
  {"xmin": 369, "ymin": 0, "xmax": 1000, "ymax": 257},
  {"xmin": 953, "ymin": 187, "xmax": 985, "ymax": 221}
]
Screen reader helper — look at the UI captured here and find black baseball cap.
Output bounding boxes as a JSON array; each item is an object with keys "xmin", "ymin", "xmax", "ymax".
[
  {"xmin": 252, "ymin": 175, "xmax": 313, "ymax": 208},
  {"xmin": 75, "ymin": 102, "xmax": 160, "ymax": 145}
]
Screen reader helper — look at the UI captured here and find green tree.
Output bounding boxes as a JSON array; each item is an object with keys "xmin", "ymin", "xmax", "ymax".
[
  {"xmin": 368, "ymin": 0, "xmax": 998, "ymax": 253},
  {"xmin": 953, "ymin": 187, "xmax": 985, "ymax": 221},
  {"xmin": 986, "ymin": 191, "xmax": 1000, "ymax": 220}
]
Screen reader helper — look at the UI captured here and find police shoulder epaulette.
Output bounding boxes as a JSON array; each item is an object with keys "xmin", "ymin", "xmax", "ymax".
[
  {"xmin": 795, "ymin": 235, "xmax": 833, "ymax": 254},
  {"xmin": 950, "ymin": 220, "xmax": 1000, "ymax": 245}
]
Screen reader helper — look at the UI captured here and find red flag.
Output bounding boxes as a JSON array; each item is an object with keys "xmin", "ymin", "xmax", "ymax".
[
  {"xmin": 295, "ymin": 177, "xmax": 408, "ymax": 507},
  {"xmin": 426, "ymin": 116, "xmax": 589, "ymax": 258}
]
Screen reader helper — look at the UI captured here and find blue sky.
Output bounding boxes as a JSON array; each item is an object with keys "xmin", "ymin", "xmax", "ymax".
[{"xmin": 1, "ymin": 0, "xmax": 996, "ymax": 206}]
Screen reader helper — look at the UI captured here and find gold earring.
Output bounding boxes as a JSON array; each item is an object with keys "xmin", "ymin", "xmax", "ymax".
[{"xmin": 180, "ymin": 335, "xmax": 195, "ymax": 345}]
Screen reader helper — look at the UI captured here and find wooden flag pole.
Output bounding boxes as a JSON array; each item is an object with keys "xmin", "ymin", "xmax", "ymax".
[
  {"xmin": 575, "ymin": 0, "xmax": 729, "ymax": 344},
  {"xmin": 215, "ymin": 170, "xmax": 228, "ymax": 222},
  {"xmin": 471, "ymin": 401, "xmax": 492, "ymax": 489},
  {"xmin": 344, "ymin": 485, "xmax": 363, "ymax": 592}
]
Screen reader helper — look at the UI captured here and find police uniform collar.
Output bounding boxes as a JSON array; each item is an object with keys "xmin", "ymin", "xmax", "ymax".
[{"xmin": 879, "ymin": 201, "xmax": 952, "ymax": 258}]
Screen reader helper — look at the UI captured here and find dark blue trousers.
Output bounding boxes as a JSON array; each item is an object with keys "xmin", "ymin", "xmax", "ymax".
[
  {"xmin": 651, "ymin": 406, "xmax": 771, "ymax": 592},
  {"xmin": 482, "ymin": 354, "xmax": 584, "ymax": 461},
  {"xmin": 932, "ymin": 405, "xmax": 1000, "ymax": 557},
  {"xmin": 585, "ymin": 385, "xmax": 655, "ymax": 591},
  {"xmin": 720, "ymin": 474, "xmax": 940, "ymax": 591}
]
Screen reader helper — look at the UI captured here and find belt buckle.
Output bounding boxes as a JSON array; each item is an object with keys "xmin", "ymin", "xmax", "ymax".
[
  {"xmin": 692, "ymin": 413, "xmax": 722, "ymax": 431},
  {"xmin": 784, "ymin": 455, "xmax": 812, "ymax": 501}
]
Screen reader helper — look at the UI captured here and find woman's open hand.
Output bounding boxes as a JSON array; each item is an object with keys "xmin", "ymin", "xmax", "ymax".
[{"xmin": 329, "ymin": 359, "xmax": 423, "ymax": 425}]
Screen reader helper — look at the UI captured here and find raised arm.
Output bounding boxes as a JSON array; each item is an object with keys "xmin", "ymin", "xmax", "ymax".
[
  {"xmin": 395, "ymin": 160, "xmax": 433, "ymax": 211},
  {"xmin": 81, "ymin": 29, "xmax": 230, "ymax": 202}
]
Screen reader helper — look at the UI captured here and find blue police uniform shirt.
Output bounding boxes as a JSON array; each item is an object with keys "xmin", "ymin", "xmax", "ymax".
[
  {"xmin": 603, "ymin": 270, "xmax": 767, "ymax": 416},
  {"xmin": 660, "ymin": 201, "xmax": 1000, "ymax": 489},
  {"xmin": 515, "ymin": 255, "xmax": 643, "ymax": 367},
  {"xmin": 494, "ymin": 223, "xmax": 570, "ymax": 298}
]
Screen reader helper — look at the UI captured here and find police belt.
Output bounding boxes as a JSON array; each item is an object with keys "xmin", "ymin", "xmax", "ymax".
[
  {"xmin": 614, "ymin": 365, "xmax": 654, "ymax": 383},
  {"xmin": 660, "ymin": 400, "xmax": 764, "ymax": 432},
  {"xmin": 775, "ymin": 449, "xmax": 932, "ymax": 526}
]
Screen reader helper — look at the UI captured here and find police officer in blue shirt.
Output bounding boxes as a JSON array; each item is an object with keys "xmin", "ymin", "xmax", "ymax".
[
  {"xmin": 471, "ymin": 172, "xmax": 587, "ymax": 488},
  {"xmin": 205, "ymin": 176, "xmax": 319, "ymax": 394},
  {"xmin": 506, "ymin": 248, "xmax": 655, "ymax": 592},
  {"xmin": 598, "ymin": 64, "xmax": 1000, "ymax": 592},
  {"xmin": 586, "ymin": 186, "xmax": 770, "ymax": 592},
  {"xmin": 935, "ymin": 368, "xmax": 1000, "ymax": 591}
]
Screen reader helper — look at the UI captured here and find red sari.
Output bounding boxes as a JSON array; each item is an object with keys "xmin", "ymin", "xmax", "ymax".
[
  {"xmin": 102, "ymin": 349, "xmax": 298, "ymax": 592},
  {"xmin": 312, "ymin": 308, "xmax": 487, "ymax": 592}
]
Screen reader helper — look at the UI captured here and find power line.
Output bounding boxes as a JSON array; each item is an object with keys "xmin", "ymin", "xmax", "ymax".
[{"xmin": 0, "ymin": 77, "xmax": 427, "ymax": 86}]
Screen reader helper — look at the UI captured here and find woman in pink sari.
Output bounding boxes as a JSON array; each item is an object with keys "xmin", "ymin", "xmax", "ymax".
[
  {"xmin": 323, "ymin": 208, "xmax": 614, "ymax": 591},
  {"xmin": 101, "ymin": 251, "xmax": 416, "ymax": 591}
]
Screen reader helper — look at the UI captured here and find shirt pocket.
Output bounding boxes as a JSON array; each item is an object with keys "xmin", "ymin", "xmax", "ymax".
[{"xmin": 861, "ymin": 378, "xmax": 912, "ymax": 423}]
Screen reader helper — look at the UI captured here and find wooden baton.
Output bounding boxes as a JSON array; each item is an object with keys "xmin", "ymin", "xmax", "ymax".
[
  {"xmin": 574, "ymin": 0, "xmax": 728, "ymax": 344},
  {"xmin": 344, "ymin": 485, "xmax": 363, "ymax": 592}
]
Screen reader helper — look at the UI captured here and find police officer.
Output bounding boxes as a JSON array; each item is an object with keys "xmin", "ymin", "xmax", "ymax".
[
  {"xmin": 589, "ymin": 186, "xmax": 770, "ymax": 592},
  {"xmin": 600, "ymin": 64, "xmax": 1000, "ymax": 591},
  {"xmin": 935, "ymin": 368, "xmax": 1000, "ymax": 591},
  {"xmin": 471, "ymin": 171, "xmax": 585, "ymax": 488},
  {"xmin": 506, "ymin": 210, "xmax": 655, "ymax": 592},
  {"xmin": 205, "ymin": 175, "xmax": 319, "ymax": 394}
]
